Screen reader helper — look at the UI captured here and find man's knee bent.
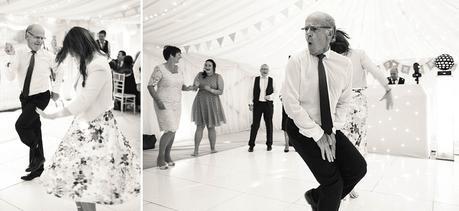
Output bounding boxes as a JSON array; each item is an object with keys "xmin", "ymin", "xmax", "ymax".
[{"xmin": 358, "ymin": 159, "xmax": 367, "ymax": 179}]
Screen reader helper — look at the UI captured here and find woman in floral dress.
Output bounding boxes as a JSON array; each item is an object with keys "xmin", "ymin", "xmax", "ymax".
[
  {"xmin": 330, "ymin": 29, "xmax": 394, "ymax": 199},
  {"xmin": 36, "ymin": 26, "xmax": 140, "ymax": 211}
]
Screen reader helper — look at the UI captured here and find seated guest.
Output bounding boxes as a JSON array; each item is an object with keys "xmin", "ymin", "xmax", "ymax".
[
  {"xmin": 109, "ymin": 50, "xmax": 126, "ymax": 71},
  {"xmin": 118, "ymin": 56, "xmax": 140, "ymax": 107},
  {"xmin": 387, "ymin": 68, "xmax": 405, "ymax": 84},
  {"xmin": 133, "ymin": 51, "xmax": 141, "ymax": 109}
]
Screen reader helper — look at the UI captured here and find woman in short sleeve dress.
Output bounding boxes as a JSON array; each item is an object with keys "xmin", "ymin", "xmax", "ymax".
[
  {"xmin": 190, "ymin": 59, "xmax": 226, "ymax": 156},
  {"xmin": 147, "ymin": 46, "xmax": 192, "ymax": 169}
]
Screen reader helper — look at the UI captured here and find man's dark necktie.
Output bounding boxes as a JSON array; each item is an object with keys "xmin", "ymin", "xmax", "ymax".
[
  {"xmin": 22, "ymin": 50, "xmax": 36, "ymax": 97},
  {"xmin": 318, "ymin": 54, "xmax": 333, "ymax": 135}
]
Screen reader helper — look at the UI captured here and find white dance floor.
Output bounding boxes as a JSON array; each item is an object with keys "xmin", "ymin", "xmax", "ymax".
[
  {"xmin": 0, "ymin": 109, "xmax": 141, "ymax": 211},
  {"xmin": 143, "ymin": 144, "xmax": 459, "ymax": 211}
]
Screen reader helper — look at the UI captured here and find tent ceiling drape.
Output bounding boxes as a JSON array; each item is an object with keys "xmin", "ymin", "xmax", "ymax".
[
  {"xmin": 0, "ymin": 0, "xmax": 140, "ymax": 23},
  {"xmin": 144, "ymin": 0, "xmax": 459, "ymax": 68}
]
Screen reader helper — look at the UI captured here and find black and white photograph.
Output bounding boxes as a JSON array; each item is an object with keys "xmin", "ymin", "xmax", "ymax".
[
  {"xmin": 2, "ymin": 0, "xmax": 459, "ymax": 210},
  {"xmin": 0, "ymin": 0, "xmax": 141, "ymax": 210}
]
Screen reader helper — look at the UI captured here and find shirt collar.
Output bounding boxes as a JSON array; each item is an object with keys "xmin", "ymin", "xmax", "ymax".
[
  {"xmin": 30, "ymin": 48, "xmax": 43, "ymax": 55},
  {"xmin": 308, "ymin": 48, "xmax": 331, "ymax": 59},
  {"xmin": 323, "ymin": 49, "xmax": 331, "ymax": 58}
]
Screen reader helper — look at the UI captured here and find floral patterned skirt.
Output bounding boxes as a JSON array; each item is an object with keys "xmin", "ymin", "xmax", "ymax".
[
  {"xmin": 342, "ymin": 89, "xmax": 368, "ymax": 155},
  {"xmin": 41, "ymin": 110, "xmax": 140, "ymax": 205}
]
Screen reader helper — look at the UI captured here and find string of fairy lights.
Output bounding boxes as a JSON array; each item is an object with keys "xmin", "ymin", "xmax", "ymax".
[{"xmin": 1, "ymin": 0, "xmax": 139, "ymax": 21}]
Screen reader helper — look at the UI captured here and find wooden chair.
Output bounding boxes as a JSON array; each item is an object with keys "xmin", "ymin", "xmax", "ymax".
[{"xmin": 113, "ymin": 72, "xmax": 136, "ymax": 113}]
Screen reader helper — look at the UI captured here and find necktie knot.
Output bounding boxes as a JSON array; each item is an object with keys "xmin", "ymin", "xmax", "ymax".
[
  {"xmin": 317, "ymin": 54, "xmax": 325, "ymax": 60},
  {"xmin": 31, "ymin": 50, "xmax": 36, "ymax": 54}
]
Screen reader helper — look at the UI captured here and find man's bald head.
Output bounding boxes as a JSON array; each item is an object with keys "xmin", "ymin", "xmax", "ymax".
[
  {"xmin": 304, "ymin": 12, "xmax": 336, "ymax": 55},
  {"xmin": 390, "ymin": 68, "xmax": 399, "ymax": 80},
  {"xmin": 306, "ymin": 12, "xmax": 336, "ymax": 31},
  {"xmin": 25, "ymin": 24, "xmax": 45, "ymax": 51}
]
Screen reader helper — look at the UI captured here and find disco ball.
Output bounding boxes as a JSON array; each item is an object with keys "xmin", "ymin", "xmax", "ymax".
[{"xmin": 435, "ymin": 54, "xmax": 454, "ymax": 70}]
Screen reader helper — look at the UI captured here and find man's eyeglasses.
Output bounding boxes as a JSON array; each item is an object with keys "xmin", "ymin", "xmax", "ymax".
[
  {"xmin": 301, "ymin": 25, "xmax": 332, "ymax": 33},
  {"xmin": 27, "ymin": 31, "xmax": 46, "ymax": 40}
]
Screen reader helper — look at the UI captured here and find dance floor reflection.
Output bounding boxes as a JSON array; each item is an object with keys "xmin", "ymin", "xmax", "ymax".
[
  {"xmin": 0, "ymin": 109, "xmax": 141, "ymax": 211},
  {"xmin": 144, "ymin": 142, "xmax": 459, "ymax": 211}
]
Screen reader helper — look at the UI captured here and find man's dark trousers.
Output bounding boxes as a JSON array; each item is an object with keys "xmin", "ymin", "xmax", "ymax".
[{"xmin": 286, "ymin": 117, "xmax": 367, "ymax": 211}]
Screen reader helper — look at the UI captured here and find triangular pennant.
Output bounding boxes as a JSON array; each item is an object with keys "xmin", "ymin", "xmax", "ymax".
[
  {"xmin": 426, "ymin": 58, "xmax": 435, "ymax": 70},
  {"xmin": 419, "ymin": 65, "xmax": 425, "ymax": 74},
  {"xmin": 281, "ymin": 8, "xmax": 289, "ymax": 18},
  {"xmin": 194, "ymin": 43, "xmax": 201, "ymax": 51},
  {"xmin": 400, "ymin": 64, "xmax": 411, "ymax": 74},
  {"xmin": 294, "ymin": 0, "xmax": 303, "ymax": 9},
  {"xmin": 254, "ymin": 22, "xmax": 262, "ymax": 31},
  {"xmin": 267, "ymin": 15, "xmax": 276, "ymax": 25},
  {"xmin": 206, "ymin": 40, "xmax": 212, "ymax": 50},
  {"xmin": 217, "ymin": 37, "xmax": 224, "ymax": 46},
  {"xmin": 184, "ymin": 46, "xmax": 190, "ymax": 53},
  {"xmin": 229, "ymin": 32, "xmax": 236, "ymax": 42},
  {"xmin": 383, "ymin": 60, "xmax": 392, "ymax": 70}
]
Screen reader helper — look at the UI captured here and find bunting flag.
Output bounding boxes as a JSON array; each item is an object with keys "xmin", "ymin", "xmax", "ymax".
[
  {"xmin": 400, "ymin": 64, "xmax": 411, "ymax": 74},
  {"xmin": 254, "ymin": 22, "xmax": 262, "ymax": 31},
  {"xmin": 426, "ymin": 58, "xmax": 435, "ymax": 70},
  {"xmin": 217, "ymin": 37, "xmax": 224, "ymax": 46},
  {"xmin": 206, "ymin": 40, "xmax": 212, "ymax": 50},
  {"xmin": 294, "ymin": 0, "xmax": 303, "ymax": 9},
  {"xmin": 383, "ymin": 60, "xmax": 393, "ymax": 70},
  {"xmin": 177, "ymin": 0, "xmax": 335, "ymax": 54},
  {"xmin": 419, "ymin": 65, "xmax": 425, "ymax": 74},
  {"xmin": 229, "ymin": 32, "xmax": 236, "ymax": 42}
]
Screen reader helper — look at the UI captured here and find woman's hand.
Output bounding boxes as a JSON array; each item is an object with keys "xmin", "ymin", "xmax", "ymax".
[
  {"xmin": 35, "ymin": 108, "xmax": 55, "ymax": 119},
  {"xmin": 203, "ymin": 85, "xmax": 212, "ymax": 92},
  {"xmin": 380, "ymin": 89, "xmax": 394, "ymax": 110},
  {"xmin": 156, "ymin": 100, "xmax": 166, "ymax": 110}
]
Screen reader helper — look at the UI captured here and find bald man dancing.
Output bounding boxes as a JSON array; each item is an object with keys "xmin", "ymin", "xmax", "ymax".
[
  {"xmin": 281, "ymin": 12, "xmax": 367, "ymax": 211},
  {"xmin": 4, "ymin": 24, "xmax": 60, "ymax": 181}
]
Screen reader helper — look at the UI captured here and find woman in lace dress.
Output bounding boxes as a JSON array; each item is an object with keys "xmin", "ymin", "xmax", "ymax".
[
  {"xmin": 36, "ymin": 27, "xmax": 140, "ymax": 211},
  {"xmin": 147, "ymin": 45, "xmax": 193, "ymax": 169},
  {"xmin": 190, "ymin": 59, "xmax": 226, "ymax": 156},
  {"xmin": 330, "ymin": 29, "xmax": 394, "ymax": 199}
]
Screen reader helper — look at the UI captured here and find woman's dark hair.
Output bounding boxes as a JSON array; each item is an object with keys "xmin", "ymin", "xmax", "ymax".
[
  {"xmin": 56, "ymin": 26, "xmax": 103, "ymax": 87},
  {"xmin": 330, "ymin": 29, "xmax": 350, "ymax": 54},
  {"xmin": 202, "ymin": 59, "xmax": 216, "ymax": 78},
  {"xmin": 163, "ymin": 45, "xmax": 181, "ymax": 60},
  {"xmin": 122, "ymin": 55, "xmax": 134, "ymax": 69}
]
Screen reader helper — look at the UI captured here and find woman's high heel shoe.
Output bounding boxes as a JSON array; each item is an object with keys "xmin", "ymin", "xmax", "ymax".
[
  {"xmin": 158, "ymin": 163, "xmax": 168, "ymax": 170},
  {"xmin": 166, "ymin": 162, "xmax": 175, "ymax": 167}
]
